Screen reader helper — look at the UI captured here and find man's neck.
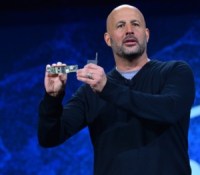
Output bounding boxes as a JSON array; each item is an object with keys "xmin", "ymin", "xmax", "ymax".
[{"xmin": 115, "ymin": 55, "xmax": 150, "ymax": 72}]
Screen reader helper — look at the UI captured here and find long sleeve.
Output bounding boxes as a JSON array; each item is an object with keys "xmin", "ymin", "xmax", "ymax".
[
  {"xmin": 38, "ymin": 88, "xmax": 88, "ymax": 147},
  {"xmin": 38, "ymin": 92, "xmax": 65, "ymax": 147},
  {"xmin": 99, "ymin": 61, "xmax": 195, "ymax": 124}
]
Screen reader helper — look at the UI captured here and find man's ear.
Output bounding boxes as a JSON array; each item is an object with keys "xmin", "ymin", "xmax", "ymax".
[
  {"xmin": 146, "ymin": 28, "xmax": 150, "ymax": 43},
  {"xmin": 104, "ymin": 32, "xmax": 111, "ymax": 47}
]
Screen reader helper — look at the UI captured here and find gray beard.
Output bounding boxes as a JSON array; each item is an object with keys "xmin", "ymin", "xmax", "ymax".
[
  {"xmin": 110, "ymin": 37, "xmax": 147, "ymax": 61},
  {"xmin": 119, "ymin": 51, "xmax": 143, "ymax": 61},
  {"xmin": 117, "ymin": 46, "xmax": 145, "ymax": 62}
]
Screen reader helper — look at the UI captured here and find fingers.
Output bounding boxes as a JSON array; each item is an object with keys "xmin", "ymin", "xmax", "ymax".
[
  {"xmin": 84, "ymin": 63, "xmax": 99, "ymax": 69},
  {"xmin": 77, "ymin": 64, "xmax": 103, "ymax": 77},
  {"xmin": 76, "ymin": 64, "xmax": 107, "ymax": 92},
  {"xmin": 76, "ymin": 65, "xmax": 96, "ymax": 82},
  {"xmin": 55, "ymin": 62, "xmax": 66, "ymax": 67},
  {"xmin": 86, "ymin": 72, "xmax": 94, "ymax": 80},
  {"xmin": 45, "ymin": 62, "xmax": 67, "ymax": 85},
  {"xmin": 77, "ymin": 71, "xmax": 95, "ymax": 84},
  {"xmin": 44, "ymin": 62, "xmax": 68, "ymax": 95},
  {"xmin": 45, "ymin": 64, "xmax": 54, "ymax": 77},
  {"xmin": 46, "ymin": 62, "xmax": 66, "ymax": 69}
]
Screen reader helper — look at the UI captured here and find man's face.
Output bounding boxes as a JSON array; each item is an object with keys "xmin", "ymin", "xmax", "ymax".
[{"xmin": 105, "ymin": 7, "xmax": 149, "ymax": 60}]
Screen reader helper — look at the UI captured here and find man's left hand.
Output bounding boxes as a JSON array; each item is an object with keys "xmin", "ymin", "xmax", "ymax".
[{"xmin": 77, "ymin": 63, "xmax": 107, "ymax": 92}]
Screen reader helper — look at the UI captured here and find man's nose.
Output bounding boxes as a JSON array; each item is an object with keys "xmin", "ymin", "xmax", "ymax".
[{"xmin": 125, "ymin": 25, "xmax": 134, "ymax": 35}]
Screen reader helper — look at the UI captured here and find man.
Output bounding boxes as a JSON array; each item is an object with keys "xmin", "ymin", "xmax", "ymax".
[{"xmin": 38, "ymin": 4, "xmax": 195, "ymax": 175}]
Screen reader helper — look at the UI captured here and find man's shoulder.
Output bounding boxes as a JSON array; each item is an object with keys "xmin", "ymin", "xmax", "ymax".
[{"xmin": 150, "ymin": 59, "xmax": 191, "ymax": 70}]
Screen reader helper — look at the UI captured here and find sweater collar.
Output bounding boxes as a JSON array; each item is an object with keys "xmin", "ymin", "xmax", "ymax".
[{"xmin": 107, "ymin": 60, "xmax": 154, "ymax": 81}]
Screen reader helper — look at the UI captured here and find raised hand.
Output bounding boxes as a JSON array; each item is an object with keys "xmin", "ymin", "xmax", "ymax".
[
  {"xmin": 76, "ymin": 63, "xmax": 107, "ymax": 92},
  {"xmin": 44, "ymin": 62, "xmax": 67, "ymax": 97}
]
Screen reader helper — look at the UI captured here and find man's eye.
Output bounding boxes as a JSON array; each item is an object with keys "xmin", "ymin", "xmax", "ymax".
[
  {"xmin": 117, "ymin": 24, "xmax": 124, "ymax": 28},
  {"xmin": 133, "ymin": 23, "xmax": 139, "ymax": 26}
]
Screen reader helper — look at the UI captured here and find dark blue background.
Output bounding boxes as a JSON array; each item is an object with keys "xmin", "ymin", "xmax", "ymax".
[{"xmin": 0, "ymin": 2, "xmax": 200, "ymax": 175}]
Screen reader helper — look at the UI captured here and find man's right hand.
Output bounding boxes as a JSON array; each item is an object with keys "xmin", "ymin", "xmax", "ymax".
[{"xmin": 44, "ymin": 62, "xmax": 67, "ymax": 97}]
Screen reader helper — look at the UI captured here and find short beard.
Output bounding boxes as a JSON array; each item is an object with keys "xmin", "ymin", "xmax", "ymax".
[
  {"xmin": 120, "ymin": 50, "xmax": 143, "ymax": 61},
  {"xmin": 111, "ymin": 38, "xmax": 146, "ymax": 62},
  {"xmin": 117, "ymin": 45, "xmax": 146, "ymax": 62}
]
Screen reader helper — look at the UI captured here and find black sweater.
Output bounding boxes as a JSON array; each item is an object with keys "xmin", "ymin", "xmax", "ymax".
[{"xmin": 38, "ymin": 60, "xmax": 195, "ymax": 175}]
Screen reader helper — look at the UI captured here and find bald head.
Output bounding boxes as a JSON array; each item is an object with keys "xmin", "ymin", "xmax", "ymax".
[{"xmin": 106, "ymin": 4, "xmax": 146, "ymax": 33}]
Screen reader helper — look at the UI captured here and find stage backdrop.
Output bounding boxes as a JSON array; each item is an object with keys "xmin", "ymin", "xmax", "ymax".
[{"xmin": 0, "ymin": 4, "xmax": 200, "ymax": 175}]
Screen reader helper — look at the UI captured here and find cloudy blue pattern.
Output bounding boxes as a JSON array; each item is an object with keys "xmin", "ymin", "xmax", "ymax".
[{"xmin": 0, "ymin": 12, "xmax": 199, "ymax": 175}]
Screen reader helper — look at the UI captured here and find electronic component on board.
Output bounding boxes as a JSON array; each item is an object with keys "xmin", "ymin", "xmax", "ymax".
[
  {"xmin": 46, "ymin": 65, "xmax": 78, "ymax": 74},
  {"xmin": 46, "ymin": 52, "xmax": 98, "ymax": 74}
]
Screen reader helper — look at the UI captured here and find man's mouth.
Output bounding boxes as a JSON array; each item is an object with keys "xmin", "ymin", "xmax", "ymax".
[{"xmin": 123, "ymin": 37, "xmax": 137, "ymax": 46}]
